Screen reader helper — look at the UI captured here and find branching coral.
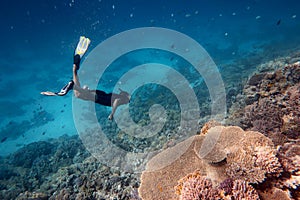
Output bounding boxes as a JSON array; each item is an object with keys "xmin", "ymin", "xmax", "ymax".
[
  {"xmin": 278, "ymin": 140, "xmax": 300, "ymax": 190},
  {"xmin": 175, "ymin": 171, "xmax": 260, "ymax": 200},
  {"xmin": 219, "ymin": 178, "xmax": 234, "ymax": 196},
  {"xmin": 231, "ymin": 180, "xmax": 260, "ymax": 200},
  {"xmin": 175, "ymin": 170, "xmax": 220, "ymax": 200},
  {"xmin": 254, "ymin": 140, "xmax": 300, "ymax": 200},
  {"xmin": 253, "ymin": 146, "xmax": 282, "ymax": 178}
]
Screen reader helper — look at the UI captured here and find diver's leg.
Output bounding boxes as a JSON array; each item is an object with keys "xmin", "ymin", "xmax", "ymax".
[
  {"xmin": 73, "ymin": 54, "xmax": 81, "ymax": 71},
  {"xmin": 56, "ymin": 52, "xmax": 80, "ymax": 96},
  {"xmin": 73, "ymin": 61, "xmax": 82, "ymax": 97},
  {"xmin": 73, "ymin": 53, "xmax": 81, "ymax": 87}
]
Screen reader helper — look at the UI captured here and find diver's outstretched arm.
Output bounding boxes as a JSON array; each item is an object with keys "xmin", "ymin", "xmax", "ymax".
[{"xmin": 72, "ymin": 63, "xmax": 81, "ymax": 98}]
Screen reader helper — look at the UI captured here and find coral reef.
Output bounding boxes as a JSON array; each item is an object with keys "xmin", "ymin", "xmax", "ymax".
[
  {"xmin": 239, "ymin": 62, "xmax": 300, "ymax": 145},
  {"xmin": 1, "ymin": 55, "xmax": 299, "ymax": 200},
  {"xmin": 174, "ymin": 170, "xmax": 260, "ymax": 200},
  {"xmin": 0, "ymin": 109, "xmax": 54, "ymax": 141},
  {"xmin": 231, "ymin": 180, "xmax": 260, "ymax": 200},
  {"xmin": 139, "ymin": 135, "xmax": 208, "ymax": 200},
  {"xmin": 199, "ymin": 120, "xmax": 222, "ymax": 135},
  {"xmin": 217, "ymin": 58, "xmax": 300, "ymax": 200},
  {"xmin": 175, "ymin": 170, "xmax": 220, "ymax": 200},
  {"xmin": 256, "ymin": 139, "xmax": 300, "ymax": 199},
  {"xmin": 0, "ymin": 135, "xmax": 140, "ymax": 200},
  {"xmin": 139, "ymin": 125, "xmax": 282, "ymax": 200},
  {"xmin": 198, "ymin": 126, "xmax": 282, "ymax": 184}
]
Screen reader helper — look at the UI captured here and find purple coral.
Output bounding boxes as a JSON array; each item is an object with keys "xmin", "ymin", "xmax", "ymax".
[{"xmin": 219, "ymin": 178, "xmax": 234, "ymax": 195}]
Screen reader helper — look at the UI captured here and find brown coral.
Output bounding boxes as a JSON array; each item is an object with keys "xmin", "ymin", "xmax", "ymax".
[
  {"xmin": 278, "ymin": 140, "xmax": 300, "ymax": 174},
  {"xmin": 16, "ymin": 191, "xmax": 48, "ymax": 200},
  {"xmin": 199, "ymin": 126, "xmax": 282, "ymax": 183},
  {"xmin": 241, "ymin": 62, "xmax": 300, "ymax": 145},
  {"xmin": 199, "ymin": 120, "xmax": 222, "ymax": 135},
  {"xmin": 277, "ymin": 140, "xmax": 300, "ymax": 192},
  {"xmin": 253, "ymin": 146, "xmax": 282, "ymax": 178},
  {"xmin": 139, "ymin": 136, "xmax": 210, "ymax": 200},
  {"xmin": 258, "ymin": 187, "xmax": 292, "ymax": 200},
  {"xmin": 255, "ymin": 140, "xmax": 300, "ymax": 200}
]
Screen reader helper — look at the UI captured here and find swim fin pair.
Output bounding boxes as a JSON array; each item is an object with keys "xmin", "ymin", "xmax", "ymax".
[{"xmin": 75, "ymin": 36, "xmax": 91, "ymax": 58}]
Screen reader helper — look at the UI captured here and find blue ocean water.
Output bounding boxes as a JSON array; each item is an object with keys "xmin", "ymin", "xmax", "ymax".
[{"xmin": 0, "ymin": 0, "xmax": 299, "ymax": 189}]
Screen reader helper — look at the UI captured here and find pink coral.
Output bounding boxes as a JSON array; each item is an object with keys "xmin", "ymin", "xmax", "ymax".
[
  {"xmin": 231, "ymin": 180, "xmax": 260, "ymax": 200},
  {"xmin": 254, "ymin": 146, "xmax": 282, "ymax": 178},
  {"xmin": 175, "ymin": 171, "xmax": 220, "ymax": 200},
  {"xmin": 175, "ymin": 171, "xmax": 261, "ymax": 200}
]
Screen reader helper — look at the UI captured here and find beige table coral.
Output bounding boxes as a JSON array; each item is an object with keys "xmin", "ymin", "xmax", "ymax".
[{"xmin": 139, "ymin": 125, "xmax": 282, "ymax": 200}]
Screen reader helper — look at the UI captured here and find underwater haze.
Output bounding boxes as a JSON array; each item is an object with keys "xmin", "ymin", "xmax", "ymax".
[{"xmin": 0, "ymin": 0, "xmax": 300, "ymax": 199}]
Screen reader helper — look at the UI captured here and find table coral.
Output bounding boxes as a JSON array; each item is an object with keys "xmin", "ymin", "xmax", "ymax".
[
  {"xmin": 139, "ymin": 125, "xmax": 280, "ymax": 199},
  {"xmin": 199, "ymin": 126, "xmax": 282, "ymax": 184}
]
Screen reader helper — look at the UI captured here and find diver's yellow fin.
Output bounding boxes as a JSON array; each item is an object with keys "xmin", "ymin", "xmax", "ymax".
[{"xmin": 75, "ymin": 36, "xmax": 91, "ymax": 58}]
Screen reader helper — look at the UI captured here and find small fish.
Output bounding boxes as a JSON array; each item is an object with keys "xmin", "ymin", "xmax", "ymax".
[
  {"xmin": 276, "ymin": 19, "xmax": 281, "ymax": 25},
  {"xmin": 1, "ymin": 137, "xmax": 7, "ymax": 143}
]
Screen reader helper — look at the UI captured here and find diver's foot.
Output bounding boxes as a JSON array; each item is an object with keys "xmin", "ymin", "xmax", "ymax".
[
  {"xmin": 108, "ymin": 114, "xmax": 114, "ymax": 120},
  {"xmin": 57, "ymin": 80, "xmax": 74, "ymax": 96}
]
